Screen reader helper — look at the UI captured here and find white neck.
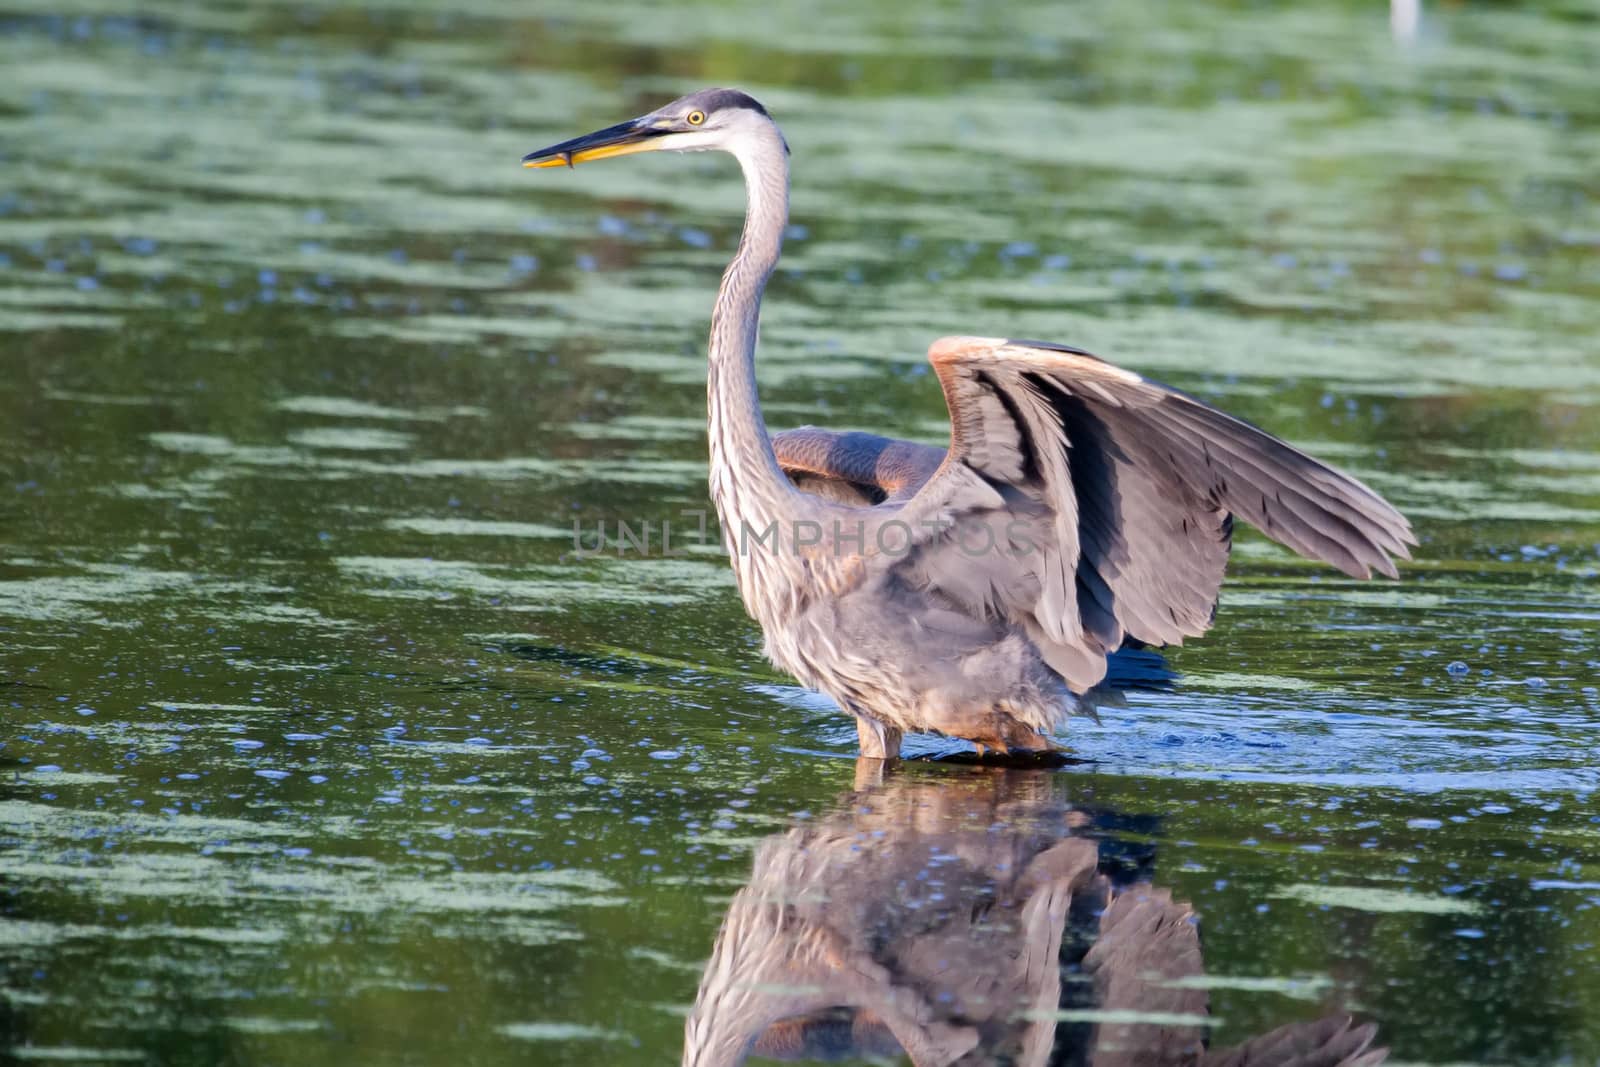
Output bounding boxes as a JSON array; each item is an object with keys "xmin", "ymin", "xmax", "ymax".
[{"xmin": 704, "ymin": 120, "xmax": 809, "ymax": 620}]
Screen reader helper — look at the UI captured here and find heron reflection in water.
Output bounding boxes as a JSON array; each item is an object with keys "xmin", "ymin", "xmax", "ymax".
[
  {"xmin": 524, "ymin": 91, "xmax": 1414, "ymax": 759},
  {"xmin": 682, "ymin": 766, "xmax": 1386, "ymax": 1067}
]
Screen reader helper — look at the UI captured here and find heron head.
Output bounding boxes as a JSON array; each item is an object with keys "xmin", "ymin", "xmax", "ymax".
[{"xmin": 522, "ymin": 88, "xmax": 784, "ymax": 169}]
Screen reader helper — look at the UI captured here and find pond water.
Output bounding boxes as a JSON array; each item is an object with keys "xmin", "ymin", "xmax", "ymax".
[{"xmin": 3, "ymin": 0, "xmax": 1599, "ymax": 1063}]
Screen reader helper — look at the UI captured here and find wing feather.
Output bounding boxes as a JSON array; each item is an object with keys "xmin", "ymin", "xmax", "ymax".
[
  {"xmin": 772, "ymin": 426, "xmax": 945, "ymax": 504},
  {"xmin": 898, "ymin": 336, "xmax": 1413, "ymax": 690}
]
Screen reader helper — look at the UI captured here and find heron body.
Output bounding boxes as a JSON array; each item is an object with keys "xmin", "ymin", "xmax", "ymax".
[{"xmin": 524, "ymin": 89, "xmax": 1415, "ymax": 759}]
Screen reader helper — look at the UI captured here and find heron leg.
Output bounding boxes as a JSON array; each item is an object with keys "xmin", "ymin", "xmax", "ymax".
[
  {"xmin": 970, "ymin": 718, "xmax": 1068, "ymax": 761},
  {"xmin": 855, "ymin": 717, "xmax": 903, "ymax": 760}
]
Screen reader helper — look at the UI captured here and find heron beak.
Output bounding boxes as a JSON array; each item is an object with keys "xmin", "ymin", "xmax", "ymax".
[{"xmin": 522, "ymin": 119, "xmax": 668, "ymax": 169}]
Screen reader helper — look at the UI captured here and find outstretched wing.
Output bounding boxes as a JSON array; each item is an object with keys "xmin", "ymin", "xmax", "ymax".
[
  {"xmin": 772, "ymin": 426, "xmax": 945, "ymax": 506},
  {"xmin": 897, "ymin": 336, "xmax": 1415, "ymax": 690}
]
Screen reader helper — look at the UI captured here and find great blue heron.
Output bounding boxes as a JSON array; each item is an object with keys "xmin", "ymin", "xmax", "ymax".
[{"xmin": 524, "ymin": 89, "xmax": 1414, "ymax": 759}]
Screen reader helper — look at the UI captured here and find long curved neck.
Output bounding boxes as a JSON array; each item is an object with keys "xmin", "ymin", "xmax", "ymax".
[{"xmin": 707, "ymin": 123, "xmax": 802, "ymax": 563}]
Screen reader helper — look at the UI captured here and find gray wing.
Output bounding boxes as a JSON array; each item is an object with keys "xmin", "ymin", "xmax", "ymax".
[
  {"xmin": 892, "ymin": 336, "xmax": 1415, "ymax": 690},
  {"xmin": 773, "ymin": 426, "xmax": 945, "ymax": 506}
]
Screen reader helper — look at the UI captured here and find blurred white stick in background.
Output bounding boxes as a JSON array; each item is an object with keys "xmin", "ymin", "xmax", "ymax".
[{"xmin": 1392, "ymin": 0, "xmax": 1422, "ymax": 43}]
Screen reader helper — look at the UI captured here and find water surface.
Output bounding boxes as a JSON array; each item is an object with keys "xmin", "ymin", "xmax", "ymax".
[{"xmin": 2, "ymin": 0, "xmax": 1599, "ymax": 1063}]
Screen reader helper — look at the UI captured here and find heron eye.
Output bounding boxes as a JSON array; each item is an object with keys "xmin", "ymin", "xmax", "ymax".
[{"xmin": 686, "ymin": 110, "xmax": 706, "ymax": 126}]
